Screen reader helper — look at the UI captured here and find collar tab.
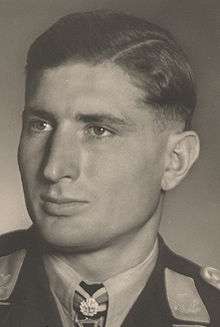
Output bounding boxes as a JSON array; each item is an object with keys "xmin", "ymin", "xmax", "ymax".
[
  {"xmin": 165, "ymin": 268, "xmax": 210, "ymax": 324},
  {"xmin": 0, "ymin": 249, "xmax": 26, "ymax": 301}
]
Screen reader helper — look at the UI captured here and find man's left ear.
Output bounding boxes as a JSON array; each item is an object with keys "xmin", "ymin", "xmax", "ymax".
[{"xmin": 161, "ymin": 131, "xmax": 200, "ymax": 191}]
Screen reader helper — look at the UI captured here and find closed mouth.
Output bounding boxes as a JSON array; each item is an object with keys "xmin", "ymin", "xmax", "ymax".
[{"xmin": 40, "ymin": 195, "xmax": 89, "ymax": 216}]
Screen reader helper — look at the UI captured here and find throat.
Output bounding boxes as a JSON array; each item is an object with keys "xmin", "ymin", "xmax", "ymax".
[{"xmin": 52, "ymin": 223, "xmax": 159, "ymax": 282}]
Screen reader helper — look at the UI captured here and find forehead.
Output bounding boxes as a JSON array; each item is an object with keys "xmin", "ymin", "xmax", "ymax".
[{"xmin": 26, "ymin": 62, "xmax": 145, "ymax": 111}]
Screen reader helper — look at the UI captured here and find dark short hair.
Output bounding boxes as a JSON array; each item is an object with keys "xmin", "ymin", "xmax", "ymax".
[{"xmin": 26, "ymin": 10, "xmax": 196, "ymax": 129}]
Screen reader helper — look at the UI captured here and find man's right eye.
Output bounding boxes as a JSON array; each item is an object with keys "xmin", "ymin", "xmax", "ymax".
[{"xmin": 27, "ymin": 119, "xmax": 53, "ymax": 132}]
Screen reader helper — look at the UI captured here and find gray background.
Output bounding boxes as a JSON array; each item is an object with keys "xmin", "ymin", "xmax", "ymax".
[{"xmin": 0, "ymin": 0, "xmax": 219, "ymax": 268}]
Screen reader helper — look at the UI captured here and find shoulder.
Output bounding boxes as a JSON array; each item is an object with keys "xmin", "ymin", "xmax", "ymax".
[
  {"xmin": 160, "ymin": 236, "xmax": 220, "ymax": 325},
  {"xmin": 0, "ymin": 229, "xmax": 30, "ymax": 302}
]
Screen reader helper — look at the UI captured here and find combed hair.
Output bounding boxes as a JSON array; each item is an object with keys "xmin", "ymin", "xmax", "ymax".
[{"xmin": 26, "ymin": 10, "xmax": 196, "ymax": 129}]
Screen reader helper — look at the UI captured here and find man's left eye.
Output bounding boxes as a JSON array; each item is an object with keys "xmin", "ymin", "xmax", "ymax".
[{"xmin": 86, "ymin": 126, "xmax": 114, "ymax": 138}]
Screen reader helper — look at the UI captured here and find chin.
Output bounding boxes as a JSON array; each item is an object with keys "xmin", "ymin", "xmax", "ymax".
[{"xmin": 32, "ymin": 222, "xmax": 103, "ymax": 254}]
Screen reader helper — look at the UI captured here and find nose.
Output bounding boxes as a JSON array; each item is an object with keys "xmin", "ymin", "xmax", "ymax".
[{"xmin": 42, "ymin": 127, "xmax": 80, "ymax": 183}]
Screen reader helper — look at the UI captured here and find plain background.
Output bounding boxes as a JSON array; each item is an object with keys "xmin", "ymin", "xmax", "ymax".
[{"xmin": 0, "ymin": 0, "xmax": 219, "ymax": 268}]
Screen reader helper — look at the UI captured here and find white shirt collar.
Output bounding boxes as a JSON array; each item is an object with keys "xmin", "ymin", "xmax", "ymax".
[{"xmin": 43, "ymin": 239, "xmax": 159, "ymax": 327}]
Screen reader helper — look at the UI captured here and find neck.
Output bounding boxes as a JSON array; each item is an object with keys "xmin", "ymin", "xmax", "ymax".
[{"xmin": 51, "ymin": 205, "xmax": 162, "ymax": 282}]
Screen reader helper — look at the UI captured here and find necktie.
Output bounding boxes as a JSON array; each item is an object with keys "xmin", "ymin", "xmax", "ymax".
[{"xmin": 73, "ymin": 281, "xmax": 108, "ymax": 327}]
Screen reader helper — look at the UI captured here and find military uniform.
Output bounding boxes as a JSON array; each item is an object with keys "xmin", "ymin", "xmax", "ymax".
[{"xmin": 0, "ymin": 228, "xmax": 219, "ymax": 327}]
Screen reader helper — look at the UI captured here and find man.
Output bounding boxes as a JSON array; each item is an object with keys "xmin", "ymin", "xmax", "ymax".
[{"xmin": 0, "ymin": 10, "xmax": 219, "ymax": 327}]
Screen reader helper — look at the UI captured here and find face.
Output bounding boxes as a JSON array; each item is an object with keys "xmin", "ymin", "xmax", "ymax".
[{"xmin": 18, "ymin": 62, "xmax": 168, "ymax": 252}]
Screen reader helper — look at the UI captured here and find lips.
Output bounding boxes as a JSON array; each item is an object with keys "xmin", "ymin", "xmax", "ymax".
[{"xmin": 40, "ymin": 195, "xmax": 89, "ymax": 216}]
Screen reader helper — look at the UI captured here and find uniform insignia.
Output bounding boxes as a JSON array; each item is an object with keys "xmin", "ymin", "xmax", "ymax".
[
  {"xmin": 0, "ymin": 273, "xmax": 11, "ymax": 286},
  {"xmin": 0, "ymin": 249, "xmax": 26, "ymax": 301},
  {"xmin": 200, "ymin": 266, "xmax": 220, "ymax": 290},
  {"xmin": 165, "ymin": 268, "xmax": 210, "ymax": 324}
]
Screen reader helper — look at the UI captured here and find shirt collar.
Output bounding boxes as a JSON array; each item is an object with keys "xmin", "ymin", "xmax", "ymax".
[
  {"xmin": 43, "ymin": 254, "xmax": 81, "ymax": 316},
  {"xmin": 103, "ymin": 239, "xmax": 158, "ymax": 326},
  {"xmin": 43, "ymin": 239, "xmax": 158, "ymax": 325}
]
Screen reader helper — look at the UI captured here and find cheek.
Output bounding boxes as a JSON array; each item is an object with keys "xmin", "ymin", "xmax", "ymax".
[
  {"xmin": 18, "ymin": 135, "xmax": 44, "ymax": 183},
  {"xmin": 82, "ymin": 143, "xmax": 164, "ymax": 232},
  {"xmin": 82, "ymin": 139, "xmax": 164, "ymax": 194}
]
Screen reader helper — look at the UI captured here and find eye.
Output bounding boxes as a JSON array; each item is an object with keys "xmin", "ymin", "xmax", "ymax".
[
  {"xmin": 28, "ymin": 118, "xmax": 53, "ymax": 132},
  {"xmin": 86, "ymin": 126, "xmax": 114, "ymax": 138}
]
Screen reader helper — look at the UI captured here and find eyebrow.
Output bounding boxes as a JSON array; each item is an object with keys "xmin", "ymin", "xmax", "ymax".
[
  {"xmin": 75, "ymin": 113, "xmax": 133, "ymax": 127},
  {"xmin": 23, "ymin": 107, "xmax": 134, "ymax": 127},
  {"xmin": 22, "ymin": 108, "xmax": 56, "ymax": 122}
]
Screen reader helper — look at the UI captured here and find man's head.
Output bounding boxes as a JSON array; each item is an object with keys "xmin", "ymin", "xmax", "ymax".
[{"xmin": 18, "ymin": 10, "xmax": 199, "ymax": 252}]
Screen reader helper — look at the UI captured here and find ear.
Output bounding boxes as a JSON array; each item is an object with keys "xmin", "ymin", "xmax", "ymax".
[{"xmin": 161, "ymin": 131, "xmax": 200, "ymax": 191}]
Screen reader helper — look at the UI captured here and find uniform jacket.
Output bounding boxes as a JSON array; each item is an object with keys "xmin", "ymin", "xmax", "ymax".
[{"xmin": 0, "ymin": 228, "xmax": 219, "ymax": 327}]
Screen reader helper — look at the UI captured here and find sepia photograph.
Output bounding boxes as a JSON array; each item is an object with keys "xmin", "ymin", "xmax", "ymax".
[{"xmin": 0, "ymin": 0, "xmax": 219, "ymax": 326}]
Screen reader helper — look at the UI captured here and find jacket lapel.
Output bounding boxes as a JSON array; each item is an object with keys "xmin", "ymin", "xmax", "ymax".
[
  {"xmin": 121, "ymin": 237, "xmax": 210, "ymax": 327},
  {"xmin": 121, "ymin": 241, "xmax": 173, "ymax": 327},
  {"xmin": 0, "ymin": 246, "xmax": 63, "ymax": 327}
]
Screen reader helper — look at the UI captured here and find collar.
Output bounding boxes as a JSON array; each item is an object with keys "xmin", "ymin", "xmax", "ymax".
[
  {"xmin": 104, "ymin": 239, "xmax": 158, "ymax": 326},
  {"xmin": 43, "ymin": 239, "xmax": 159, "ymax": 326},
  {"xmin": 165, "ymin": 268, "xmax": 210, "ymax": 324},
  {"xmin": 43, "ymin": 253, "xmax": 81, "ymax": 318},
  {"xmin": 0, "ymin": 249, "xmax": 26, "ymax": 303},
  {"xmin": 0, "ymin": 245, "xmax": 63, "ymax": 327},
  {"xmin": 0, "ymin": 232, "xmax": 214, "ymax": 327}
]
